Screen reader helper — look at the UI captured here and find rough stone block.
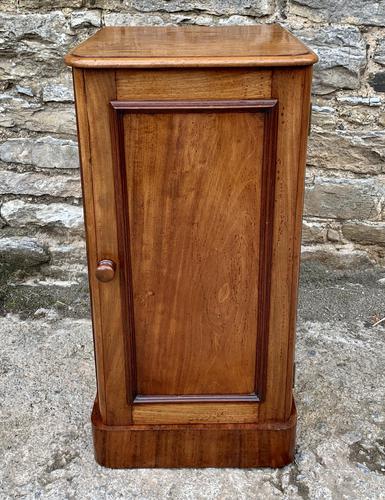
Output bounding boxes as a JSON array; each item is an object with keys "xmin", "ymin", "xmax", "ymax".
[
  {"xmin": 295, "ymin": 26, "xmax": 366, "ymax": 94},
  {"xmin": 289, "ymin": 0, "xmax": 385, "ymax": 26},
  {"xmin": 104, "ymin": 13, "xmax": 166, "ymax": 26},
  {"xmin": 327, "ymin": 227, "xmax": 341, "ymax": 243},
  {"xmin": 25, "ymin": 108, "xmax": 76, "ymax": 136},
  {"xmin": 0, "ymin": 171, "xmax": 81, "ymax": 198},
  {"xmin": 0, "ymin": 94, "xmax": 36, "ymax": 113},
  {"xmin": 216, "ymin": 15, "xmax": 258, "ymax": 24},
  {"xmin": 131, "ymin": 0, "xmax": 273, "ymax": 16},
  {"xmin": 101, "ymin": 0, "xmax": 273, "ymax": 18},
  {"xmin": 304, "ymin": 177, "xmax": 385, "ymax": 221},
  {"xmin": 302, "ymin": 220, "xmax": 327, "ymax": 244},
  {"xmin": 374, "ymin": 39, "xmax": 385, "ymax": 66},
  {"xmin": 342, "ymin": 222, "xmax": 385, "ymax": 246},
  {"xmin": 369, "ymin": 73, "xmax": 385, "ymax": 92},
  {"xmin": 301, "ymin": 244, "xmax": 374, "ymax": 269},
  {"xmin": 105, "ymin": 11, "xmax": 259, "ymax": 26},
  {"xmin": 0, "ymin": 237, "xmax": 50, "ymax": 267},
  {"xmin": 1, "ymin": 200, "xmax": 84, "ymax": 232},
  {"xmin": 0, "ymin": 95, "xmax": 76, "ymax": 135},
  {"xmin": 311, "ymin": 105, "xmax": 337, "ymax": 127},
  {"xmin": 308, "ymin": 129, "xmax": 385, "ymax": 175},
  {"xmin": 82, "ymin": 0, "xmax": 125, "ymax": 8},
  {"xmin": 336, "ymin": 96, "xmax": 382, "ymax": 107},
  {"xmin": 0, "ymin": 54, "xmax": 66, "ymax": 81},
  {"xmin": 42, "ymin": 84, "xmax": 74, "ymax": 103},
  {"xmin": 0, "ymin": 137, "xmax": 79, "ymax": 170},
  {"xmin": 339, "ymin": 110, "xmax": 381, "ymax": 128},
  {"xmin": 18, "ymin": 0, "xmax": 83, "ymax": 7},
  {"xmin": 0, "ymin": 12, "xmax": 72, "ymax": 57},
  {"xmin": 16, "ymin": 86, "xmax": 34, "ymax": 97},
  {"xmin": 70, "ymin": 10, "xmax": 102, "ymax": 29},
  {"xmin": 48, "ymin": 240, "xmax": 87, "ymax": 267},
  {"xmin": 0, "ymin": 0, "xmax": 20, "ymax": 11}
]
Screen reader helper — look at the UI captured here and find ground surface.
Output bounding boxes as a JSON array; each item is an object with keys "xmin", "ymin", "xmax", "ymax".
[{"xmin": 1, "ymin": 264, "xmax": 385, "ymax": 499}]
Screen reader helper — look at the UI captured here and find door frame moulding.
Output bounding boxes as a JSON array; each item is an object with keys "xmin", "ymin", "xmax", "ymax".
[{"xmin": 109, "ymin": 98, "xmax": 278, "ymax": 406}]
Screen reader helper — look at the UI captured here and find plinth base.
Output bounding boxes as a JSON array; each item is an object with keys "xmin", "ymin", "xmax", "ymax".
[{"xmin": 91, "ymin": 401, "xmax": 296, "ymax": 468}]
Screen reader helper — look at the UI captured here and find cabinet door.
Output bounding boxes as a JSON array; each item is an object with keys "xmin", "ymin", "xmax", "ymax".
[{"xmin": 110, "ymin": 99, "xmax": 278, "ymax": 423}]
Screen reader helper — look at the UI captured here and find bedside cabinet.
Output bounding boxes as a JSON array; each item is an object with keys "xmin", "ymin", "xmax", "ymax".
[{"xmin": 65, "ymin": 25, "xmax": 317, "ymax": 468}]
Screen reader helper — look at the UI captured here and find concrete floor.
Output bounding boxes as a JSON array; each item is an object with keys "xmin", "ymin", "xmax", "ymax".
[{"xmin": 1, "ymin": 265, "xmax": 385, "ymax": 499}]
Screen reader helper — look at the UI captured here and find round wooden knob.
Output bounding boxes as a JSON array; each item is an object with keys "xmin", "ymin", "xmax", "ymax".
[{"xmin": 95, "ymin": 259, "xmax": 116, "ymax": 282}]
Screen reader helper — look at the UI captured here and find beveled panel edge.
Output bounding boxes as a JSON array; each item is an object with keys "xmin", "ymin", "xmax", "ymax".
[
  {"xmin": 134, "ymin": 394, "xmax": 260, "ymax": 404},
  {"xmin": 66, "ymin": 54, "xmax": 318, "ymax": 69},
  {"xmin": 110, "ymin": 99, "xmax": 277, "ymax": 111},
  {"xmin": 109, "ymin": 98, "xmax": 138, "ymax": 407},
  {"xmin": 255, "ymin": 100, "xmax": 279, "ymax": 401}
]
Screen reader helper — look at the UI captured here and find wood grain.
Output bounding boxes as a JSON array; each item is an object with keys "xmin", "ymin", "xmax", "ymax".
[
  {"xmin": 72, "ymin": 68, "xmax": 108, "ymax": 420},
  {"xmin": 82, "ymin": 70, "xmax": 131, "ymax": 425},
  {"xmin": 132, "ymin": 402, "xmax": 259, "ymax": 425},
  {"xmin": 125, "ymin": 108, "xmax": 263, "ymax": 397},
  {"xmin": 65, "ymin": 25, "xmax": 318, "ymax": 68},
  {"xmin": 116, "ymin": 69, "xmax": 272, "ymax": 100},
  {"xmin": 68, "ymin": 24, "xmax": 316, "ymax": 467},
  {"xmin": 109, "ymin": 99, "xmax": 278, "ymax": 418},
  {"xmin": 284, "ymin": 66, "xmax": 314, "ymax": 418},
  {"xmin": 260, "ymin": 67, "xmax": 313, "ymax": 422},
  {"xmin": 112, "ymin": 101, "xmax": 276, "ymax": 402},
  {"xmin": 92, "ymin": 400, "xmax": 297, "ymax": 468},
  {"xmin": 112, "ymin": 99, "xmax": 276, "ymax": 111}
]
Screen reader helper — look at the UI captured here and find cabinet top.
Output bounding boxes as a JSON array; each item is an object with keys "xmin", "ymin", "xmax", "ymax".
[{"xmin": 65, "ymin": 25, "xmax": 317, "ymax": 69}]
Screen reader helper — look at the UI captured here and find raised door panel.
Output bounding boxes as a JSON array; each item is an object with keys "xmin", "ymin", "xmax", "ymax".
[
  {"xmin": 127, "ymin": 109, "xmax": 262, "ymax": 398},
  {"xmin": 110, "ymin": 99, "xmax": 278, "ymax": 423}
]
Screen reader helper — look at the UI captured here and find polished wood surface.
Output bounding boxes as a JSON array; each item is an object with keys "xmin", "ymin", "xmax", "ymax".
[
  {"xmin": 65, "ymin": 25, "xmax": 318, "ymax": 68},
  {"xmin": 92, "ymin": 400, "xmax": 297, "ymax": 468},
  {"xmin": 73, "ymin": 69, "xmax": 132, "ymax": 425},
  {"xmin": 267, "ymin": 67, "xmax": 313, "ymax": 421},
  {"xmin": 116, "ymin": 69, "xmax": 272, "ymax": 100},
  {"xmin": 124, "ymin": 106, "xmax": 263, "ymax": 398},
  {"xmin": 108, "ymin": 98, "xmax": 278, "ymax": 423},
  {"xmin": 131, "ymin": 401, "xmax": 258, "ymax": 425},
  {"xmin": 95, "ymin": 260, "xmax": 116, "ymax": 283},
  {"xmin": 67, "ymin": 26, "xmax": 315, "ymax": 468}
]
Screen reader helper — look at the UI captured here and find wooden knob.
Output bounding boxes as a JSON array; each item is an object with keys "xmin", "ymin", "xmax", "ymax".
[{"xmin": 95, "ymin": 259, "xmax": 116, "ymax": 282}]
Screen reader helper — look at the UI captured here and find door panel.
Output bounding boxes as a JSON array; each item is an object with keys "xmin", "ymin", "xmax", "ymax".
[
  {"xmin": 125, "ymin": 110, "xmax": 263, "ymax": 397},
  {"xmin": 110, "ymin": 99, "xmax": 277, "ymax": 410}
]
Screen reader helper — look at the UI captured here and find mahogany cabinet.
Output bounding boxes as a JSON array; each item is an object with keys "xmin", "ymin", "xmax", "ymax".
[{"xmin": 66, "ymin": 25, "xmax": 317, "ymax": 468}]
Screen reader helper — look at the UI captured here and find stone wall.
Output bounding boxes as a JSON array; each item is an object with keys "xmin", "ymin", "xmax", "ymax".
[{"xmin": 0, "ymin": 1, "xmax": 384, "ymax": 316}]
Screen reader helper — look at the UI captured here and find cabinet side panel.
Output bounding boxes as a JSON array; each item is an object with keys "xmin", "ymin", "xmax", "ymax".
[
  {"xmin": 284, "ymin": 66, "xmax": 313, "ymax": 417},
  {"xmin": 263, "ymin": 67, "xmax": 312, "ymax": 421},
  {"xmin": 83, "ymin": 69, "xmax": 131, "ymax": 425},
  {"xmin": 73, "ymin": 68, "xmax": 107, "ymax": 421}
]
